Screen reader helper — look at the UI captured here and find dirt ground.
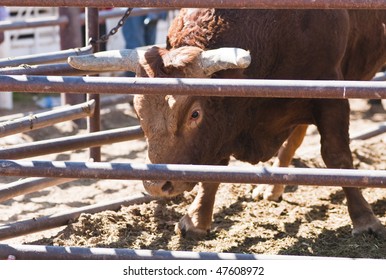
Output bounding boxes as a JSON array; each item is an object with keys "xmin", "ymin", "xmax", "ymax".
[{"xmin": 0, "ymin": 95, "xmax": 385, "ymax": 259}]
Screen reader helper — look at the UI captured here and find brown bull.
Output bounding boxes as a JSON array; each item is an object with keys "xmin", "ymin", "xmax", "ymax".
[{"xmin": 69, "ymin": 9, "xmax": 386, "ymax": 239}]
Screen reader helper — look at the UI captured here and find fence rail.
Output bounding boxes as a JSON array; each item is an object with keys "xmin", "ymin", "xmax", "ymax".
[
  {"xmin": 0, "ymin": 125, "xmax": 144, "ymax": 159},
  {"xmin": 0, "ymin": 177, "xmax": 75, "ymax": 203},
  {"xmin": 0, "ymin": 195, "xmax": 154, "ymax": 241},
  {"xmin": 0, "ymin": 75, "xmax": 386, "ymax": 99},
  {"xmin": 0, "ymin": 0, "xmax": 386, "ymax": 9},
  {"xmin": 0, "ymin": 100, "xmax": 95, "ymax": 137},
  {"xmin": 0, "ymin": 46, "xmax": 93, "ymax": 67},
  {"xmin": 0, "ymin": 243, "xmax": 345, "ymax": 260},
  {"xmin": 0, "ymin": 160, "xmax": 385, "ymax": 187}
]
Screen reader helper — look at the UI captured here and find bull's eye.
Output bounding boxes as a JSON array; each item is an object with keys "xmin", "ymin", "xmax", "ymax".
[
  {"xmin": 191, "ymin": 110, "xmax": 200, "ymax": 119},
  {"xmin": 187, "ymin": 109, "xmax": 202, "ymax": 129}
]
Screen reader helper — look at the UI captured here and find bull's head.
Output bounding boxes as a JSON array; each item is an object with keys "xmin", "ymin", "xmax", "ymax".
[{"xmin": 68, "ymin": 46, "xmax": 251, "ymax": 198}]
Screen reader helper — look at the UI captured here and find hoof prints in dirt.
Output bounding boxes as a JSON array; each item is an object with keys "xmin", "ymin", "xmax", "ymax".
[{"xmin": 32, "ymin": 178, "xmax": 386, "ymax": 259}]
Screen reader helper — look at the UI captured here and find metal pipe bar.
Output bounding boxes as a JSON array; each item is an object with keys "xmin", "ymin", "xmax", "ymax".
[
  {"xmin": 86, "ymin": 7, "xmax": 102, "ymax": 162},
  {"xmin": 0, "ymin": 55, "xmax": 381, "ymax": 80},
  {"xmin": 0, "ymin": 62, "xmax": 105, "ymax": 76},
  {"xmin": 1, "ymin": 76, "xmax": 386, "ymax": 99},
  {"xmin": 0, "ymin": 126, "xmax": 144, "ymax": 159},
  {"xmin": 0, "ymin": 95, "xmax": 132, "ymax": 123},
  {"xmin": 60, "ymin": 7, "xmax": 86, "ymax": 109},
  {"xmin": 0, "ymin": 243, "xmax": 344, "ymax": 260},
  {"xmin": 0, "ymin": 161, "xmax": 385, "ymax": 188},
  {"xmin": 0, "ymin": 177, "xmax": 75, "ymax": 203},
  {"xmin": 0, "ymin": 46, "xmax": 93, "ymax": 68},
  {"xmin": 0, "ymin": 100, "xmax": 95, "ymax": 138},
  {"xmin": 0, "ymin": 0, "xmax": 385, "ymax": 9},
  {"xmin": 0, "ymin": 15, "xmax": 68, "ymax": 32},
  {"xmin": 0, "ymin": 194, "xmax": 154, "ymax": 241},
  {"xmin": 350, "ymin": 122, "xmax": 386, "ymax": 140}
]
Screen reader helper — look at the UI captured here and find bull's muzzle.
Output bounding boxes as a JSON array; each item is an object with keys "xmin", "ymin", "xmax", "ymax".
[
  {"xmin": 143, "ymin": 180, "xmax": 178, "ymax": 197},
  {"xmin": 143, "ymin": 180, "xmax": 195, "ymax": 197}
]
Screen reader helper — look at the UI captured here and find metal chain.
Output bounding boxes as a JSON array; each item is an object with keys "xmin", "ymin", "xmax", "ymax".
[{"xmin": 90, "ymin": 8, "xmax": 133, "ymax": 46}]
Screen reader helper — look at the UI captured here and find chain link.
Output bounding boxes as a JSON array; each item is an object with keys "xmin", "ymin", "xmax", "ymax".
[{"xmin": 90, "ymin": 8, "xmax": 133, "ymax": 46}]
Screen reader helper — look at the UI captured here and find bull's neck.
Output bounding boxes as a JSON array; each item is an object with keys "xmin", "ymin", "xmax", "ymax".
[{"xmin": 220, "ymin": 97, "xmax": 266, "ymax": 164}]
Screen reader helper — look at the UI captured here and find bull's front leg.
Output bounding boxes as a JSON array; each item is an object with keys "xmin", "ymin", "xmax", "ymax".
[
  {"xmin": 175, "ymin": 182, "xmax": 219, "ymax": 239},
  {"xmin": 343, "ymin": 188, "xmax": 386, "ymax": 237}
]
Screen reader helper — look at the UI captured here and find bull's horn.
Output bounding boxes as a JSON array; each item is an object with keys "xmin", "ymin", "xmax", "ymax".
[
  {"xmin": 199, "ymin": 48, "xmax": 251, "ymax": 76},
  {"xmin": 67, "ymin": 49, "xmax": 144, "ymax": 72}
]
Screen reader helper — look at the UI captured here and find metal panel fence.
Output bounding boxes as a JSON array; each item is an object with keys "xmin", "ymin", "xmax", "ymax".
[{"xmin": 0, "ymin": 0, "xmax": 385, "ymax": 260}]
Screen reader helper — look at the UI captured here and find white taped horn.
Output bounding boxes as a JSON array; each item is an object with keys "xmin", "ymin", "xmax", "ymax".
[
  {"xmin": 67, "ymin": 49, "xmax": 144, "ymax": 72},
  {"xmin": 199, "ymin": 48, "xmax": 251, "ymax": 76}
]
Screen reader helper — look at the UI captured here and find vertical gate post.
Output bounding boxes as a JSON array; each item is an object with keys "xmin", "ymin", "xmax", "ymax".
[
  {"xmin": 85, "ymin": 7, "xmax": 101, "ymax": 162},
  {"xmin": 59, "ymin": 8, "xmax": 85, "ymax": 107}
]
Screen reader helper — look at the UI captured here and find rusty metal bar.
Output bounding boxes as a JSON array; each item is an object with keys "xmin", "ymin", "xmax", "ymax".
[
  {"xmin": 0, "ymin": 100, "xmax": 95, "ymax": 138},
  {"xmin": 0, "ymin": 177, "xmax": 75, "ymax": 203},
  {"xmin": 0, "ymin": 125, "xmax": 144, "ymax": 159},
  {"xmin": 0, "ymin": 57, "xmax": 382, "ymax": 80},
  {"xmin": 0, "ymin": 15, "xmax": 68, "ymax": 32},
  {"xmin": 1, "ymin": 76, "xmax": 386, "ymax": 99},
  {"xmin": 0, "ymin": 46, "xmax": 92, "ymax": 68},
  {"xmin": 60, "ymin": 7, "xmax": 86, "ymax": 109},
  {"xmin": 350, "ymin": 122, "xmax": 386, "ymax": 140},
  {"xmin": 59, "ymin": 9, "xmax": 83, "ymax": 60},
  {"xmin": 0, "ymin": 243, "xmax": 339, "ymax": 260},
  {"xmin": 0, "ymin": 194, "xmax": 154, "ymax": 241},
  {"xmin": 86, "ymin": 7, "xmax": 101, "ymax": 162},
  {"xmin": 0, "ymin": 0, "xmax": 385, "ymax": 9},
  {"xmin": 0, "ymin": 62, "xmax": 104, "ymax": 76},
  {"xmin": 0, "ymin": 94, "xmax": 132, "ymax": 123},
  {"xmin": 0, "ymin": 161, "xmax": 385, "ymax": 188}
]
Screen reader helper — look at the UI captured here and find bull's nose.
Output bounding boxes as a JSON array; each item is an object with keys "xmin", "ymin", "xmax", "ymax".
[
  {"xmin": 143, "ymin": 180, "xmax": 174, "ymax": 197},
  {"xmin": 161, "ymin": 181, "xmax": 174, "ymax": 194}
]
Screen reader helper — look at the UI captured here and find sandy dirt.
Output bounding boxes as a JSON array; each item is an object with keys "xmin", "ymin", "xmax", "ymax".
[{"xmin": 0, "ymin": 96, "xmax": 385, "ymax": 259}]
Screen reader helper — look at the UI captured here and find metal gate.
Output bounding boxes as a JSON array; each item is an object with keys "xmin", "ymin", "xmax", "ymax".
[{"xmin": 0, "ymin": 0, "xmax": 385, "ymax": 260}]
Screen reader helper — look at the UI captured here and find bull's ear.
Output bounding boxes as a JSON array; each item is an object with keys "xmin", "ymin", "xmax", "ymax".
[
  {"xmin": 200, "ymin": 48, "xmax": 251, "ymax": 76},
  {"xmin": 68, "ymin": 49, "xmax": 145, "ymax": 72},
  {"xmin": 132, "ymin": 94, "xmax": 144, "ymax": 119}
]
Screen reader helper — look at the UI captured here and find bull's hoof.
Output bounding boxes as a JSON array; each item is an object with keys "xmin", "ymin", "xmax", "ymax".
[
  {"xmin": 175, "ymin": 214, "xmax": 209, "ymax": 240},
  {"xmin": 352, "ymin": 220, "xmax": 386, "ymax": 238},
  {"xmin": 252, "ymin": 184, "xmax": 284, "ymax": 202}
]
